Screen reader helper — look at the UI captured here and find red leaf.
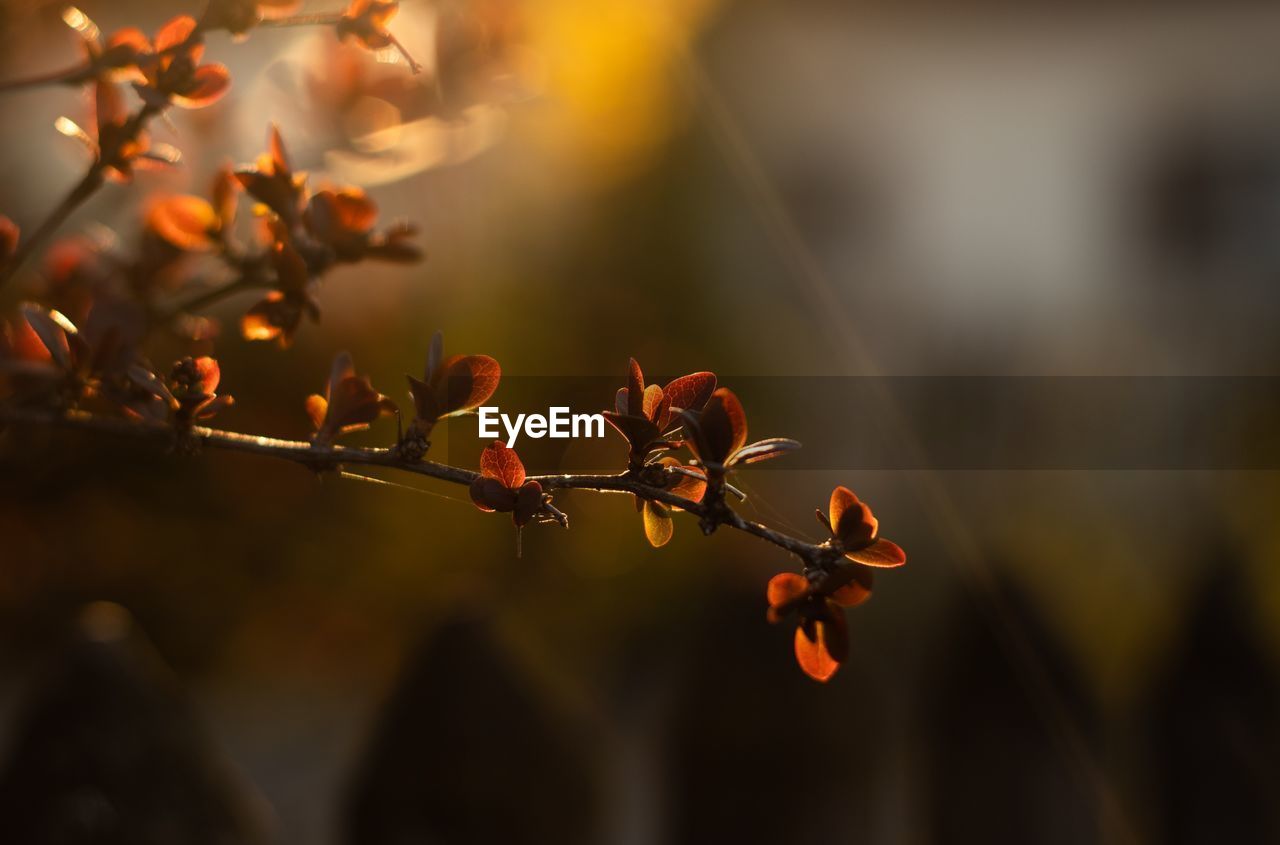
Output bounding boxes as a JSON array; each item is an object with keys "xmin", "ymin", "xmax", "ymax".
[
  {"xmin": 626, "ymin": 357, "xmax": 644, "ymax": 417},
  {"xmin": 691, "ymin": 387, "xmax": 747, "ymax": 466},
  {"xmin": 479, "ymin": 440, "xmax": 525, "ymax": 488},
  {"xmin": 438, "ymin": 354, "xmax": 500, "ymax": 415},
  {"xmin": 660, "ymin": 372, "xmax": 716, "ymax": 426}
]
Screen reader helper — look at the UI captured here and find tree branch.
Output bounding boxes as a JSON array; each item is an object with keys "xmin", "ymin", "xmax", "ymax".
[{"xmin": 0, "ymin": 405, "xmax": 838, "ymax": 566}]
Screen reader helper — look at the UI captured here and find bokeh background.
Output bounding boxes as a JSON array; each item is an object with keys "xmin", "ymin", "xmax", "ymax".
[{"xmin": 2, "ymin": 1, "xmax": 1280, "ymax": 843}]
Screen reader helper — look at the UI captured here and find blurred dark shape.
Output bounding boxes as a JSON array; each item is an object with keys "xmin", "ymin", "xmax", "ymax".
[
  {"xmin": 1142, "ymin": 561, "xmax": 1280, "ymax": 844},
  {"xmin": 1138, "ymin": 115, "xmax": 1280, "ymax": 276},
  {"xmin": 661, "ymin": 587, "xmax": 880, "ymax": 843},
  {"xmin": 343, "ymin": 614, "xmax": 599, "ymax": 845},
  {"xmin": 0, "ymin": 601, "xmax": 271, "ymax": 845},
  {"xmin": 920, "ymin": 572, "xmax": 1101, "ymax": 844}
]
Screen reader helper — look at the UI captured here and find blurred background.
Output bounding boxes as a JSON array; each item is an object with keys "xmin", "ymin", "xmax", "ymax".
[{"xmin": 2, "ymin": 1, "xmax": 1280, "ymax": 843}]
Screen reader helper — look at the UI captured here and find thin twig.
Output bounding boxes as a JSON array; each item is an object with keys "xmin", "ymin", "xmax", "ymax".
[
  {"xmin": 0, "ymin": 64, "xmax": 87, "ymax": 93},
  {"xmin": 0, "ymin": 405, "xmax": 837, "ymax": 566},
  {"xmin": 0, "ymin": 168, "xmax": 104, "ymax": 287}
]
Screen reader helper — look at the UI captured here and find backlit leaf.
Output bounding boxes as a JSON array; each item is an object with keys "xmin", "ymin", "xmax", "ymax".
[
  {"xmin": 20, "ymin": 303, "xmax": 76, "ymax": 369},
  {"xmin": 766, "ymin": 572, "xmax": 808, "ymax": 610},
  {"xmin": 845, "ymin": 537, "xmax": 906, "ymax": 569},
  {"xmin": 305, "ymin": 394, "xmax": 328, "ymax": 431},
  {"xmin": 660, "ymin": 371, "xmax": 716, "ymax": 422},
  {"xmin": 155, "ymin": 15, "xmax": 197, "ymax": 53},
  {"xmin": 171, "ymin": 63, "xmax": 231, "ymax": 108},
  {"xmin": 794, "ymin": 614, "xmax": 846, "ymax": 683},
  {"xmin": 626, "ymin": 357, "xmax": 644, "ymax": 417},
  {"xmin": 829, "ymin": 485, "xmax": 878, "ymax": 547},
  {"xmin": 479, "ymin": 440, "xmax": 525, "ymax": 488},
  {"xmin": 148, "ymin": 195, "xmax": 218, "ymax": 251},
  {"xmin": 729, "ymin": 437, "xmax": 801, "ymax": 467},
  {"xmin": 439, "ymin": 354, "xmax": 500, "ymax": 415},
  {"xmin": 642, "ymin": 500, "xmax": 673, "ymax": 547},
  {"xmin": 693, "ymin": 388, "xmax": 747, "ymax": 466}
]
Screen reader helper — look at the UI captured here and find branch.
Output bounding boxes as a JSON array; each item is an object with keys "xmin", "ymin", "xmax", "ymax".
[
  {"xmin": 0, "ymin": 101, "xmax": 162, "ymax": 291},
  {"xmin": 0, "ymin": 406, "xmax": 838, "ymax": 566}
]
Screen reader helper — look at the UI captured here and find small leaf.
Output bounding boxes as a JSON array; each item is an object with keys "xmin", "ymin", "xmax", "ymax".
[
  {"xmin": 438, "ymin": 354, "xmax": 501, "ymax": 415},
  {"xmin": 469, "ymin": 476, "xmax": 516, "ymax": 512},
  {"xmin": 642, "ymin": 500, "xmax": 673, "ymax": 547},
  {"xmin": 172, "ymin": 63, "xmax": 231, "ymax": 109},
  {"xmin": 766, "ymin": 572, "xmax": 808, "ymax": 611},
  {"xmin": 0, "ymin": 216, "xmax": 20, "ymax": 261},
  {"xmin": 479, "ymin": 440, "xmax": 525, "ymax": 488},
  {"xmin": 794, "ymin": 614, "xmax": 846, "ymax": 683},
  {"xmin": 660, "ymin": 371, "xmax": 716, "ymax": 426},
  {"xmin": 829, "ymin": 485, "xmax": 877, "ymax": 547},
  {"xmin": 661, "ymin": 460, "xmax": 706, "ymax": 504},
  {"xmin": 148, "ymin": 195, "xmax": 218, "ymax": 251},
  {"xmin": 830, "ymin": 567, "xmax": 874, "ymax": 607},
  {"xmin": 626, "ymin": 358, "xmax": 644, "ymax": 417},
  {"xmin": 691, "ymin": 388, "xmax": 747, "ymax": 466},
  {"xmin": 640, "ymin": 383, "xmax": 665, "ymax": 422},
  {"xmin": 844, "ymin": 537, "xmax": 906, "ymax": 569},
  {"xmin": 513, "ymin": 480, "xmax": 543, "ymax": 526},
  {"xmin": 20, "ymin": 303, "xmax": 76, "ymax": 369},
  {"xmin": 155, "ymin": 15, "xmax": 198, "ymax": 53},
  {"xmin": 305, "ymin": 394, "xmax": 328, "ymax": 431},
  {"xmin": 603, "ymin": 411, "xmax": 663, "ymax": 454},
  {"xmin": 729, "ymin": 437, "xmax": 801, "ymax": 467}
]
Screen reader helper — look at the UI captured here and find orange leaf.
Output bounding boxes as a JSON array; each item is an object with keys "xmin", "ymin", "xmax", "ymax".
[
  {"xmin": 305, "ymin": 394, "xmax": 328, "ymax": 431},
  {"xmin": 192, "ymin": 356, "xmax": 221, "ymax": 394},
  {"xmin": 172, "ymin": 63, "xmax": 230, "ymax": 108},
  {"xmin": 845, "ymin": 537, "xmax": 906, "ymax": 569},
  {"xmin": 642, "ymin": 500, "xmax": 673, "ymax": 547},
  {"xmin": 155, "ymin": 15, "xmax": 198, "ymax": 53},
  {"xmin": 829, "ymin": 486, "xmax": 877, "ymax": 547},
  {"xmin": 148, "ymin": 195, "xmax": 218, "ymax": 250},
  {"xmin": 766, "ymin": 572, "xmax": 808, "ymax": 609},
  {"xmin": 830, "ymin": 567, "xmax": 874, "ymax": 607},
  {"xmin": 795, "ymin": 612, "xmax": 847, "ymax": 682}
]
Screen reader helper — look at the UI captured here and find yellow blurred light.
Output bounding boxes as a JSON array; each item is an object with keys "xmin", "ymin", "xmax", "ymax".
[
  {"xmin": 61, "ymin": 6, "xmax": 100, "ymax": 41},
  {"xmin": 524, "ymin": 0, "xmax": 724, "ymax": 183}
]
